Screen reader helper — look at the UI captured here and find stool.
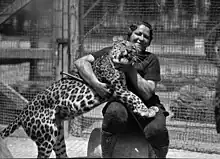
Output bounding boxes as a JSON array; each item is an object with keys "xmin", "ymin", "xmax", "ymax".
[{"xmin": 87, "ymin": 128, "xmax": 156, "ymax": 158}]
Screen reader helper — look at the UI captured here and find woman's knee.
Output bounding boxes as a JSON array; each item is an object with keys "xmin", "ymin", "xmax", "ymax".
[
  {"xmin": 143, "ymin": 109, "xmax": 169, "ymax": 148},
  {"xmin": 102, "ymin": 102, "xmax": 128, "ymax": 133},
  {"xmin": 143, "ymin": 109, "xmax": 167, "ymax": 139}
]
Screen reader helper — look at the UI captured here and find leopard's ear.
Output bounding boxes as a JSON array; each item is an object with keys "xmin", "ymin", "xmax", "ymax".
[{"xmin": 112, "ymin": 36, "xmax": 124, "ymax": 43}]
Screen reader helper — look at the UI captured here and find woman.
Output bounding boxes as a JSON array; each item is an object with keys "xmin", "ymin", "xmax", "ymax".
[{"xmin": 74, "ymin": 21, "xmax": 169, "ymax": 158}]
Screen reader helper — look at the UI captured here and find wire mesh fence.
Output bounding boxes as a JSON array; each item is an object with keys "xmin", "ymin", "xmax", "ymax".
[
  {"xmin": 70, "ymin": 0, "xmax": 220, "ymax": 154},
  {"xmin": 0, "ymin": 0, "xmax": 220, "ymax": 155},
  {"xmin": 0, "ymin": 0, "xmax": 56, "ymax": 125}
]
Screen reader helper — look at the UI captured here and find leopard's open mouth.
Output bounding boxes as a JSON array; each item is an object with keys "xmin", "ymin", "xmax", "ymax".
[{"xmin": 111, "ymin": 38, "xmax": 139, "ymax": 65}]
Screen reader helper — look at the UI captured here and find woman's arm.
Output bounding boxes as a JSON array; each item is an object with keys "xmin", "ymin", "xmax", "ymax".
[
  {"xmin": 74, "ymin": 54, "xmax": 98, "ymax": 86},
  {"xmin": 74, "ymin": 54, "xmax": 111, "ymax": 97},
  {"xmin": 126, "ymin": 68, "xmax": 156, "ymax": 100},
  {"xmin": 112, "ymin": 54, "xmax": 159, "ymax": 101}
]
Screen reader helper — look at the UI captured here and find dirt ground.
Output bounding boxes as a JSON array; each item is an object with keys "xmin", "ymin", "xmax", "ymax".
[{"xmin": 2, "ymin": 136, "xmax": 220, "ymax": 158}]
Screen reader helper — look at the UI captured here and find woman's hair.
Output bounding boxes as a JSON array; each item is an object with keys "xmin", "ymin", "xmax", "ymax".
[{"xmin": 127, "ymin": 21, "xmax": 153, "ymax": 44}]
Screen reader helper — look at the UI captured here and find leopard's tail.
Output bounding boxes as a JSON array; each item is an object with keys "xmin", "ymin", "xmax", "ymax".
[{"xmin": 0, "ymin": 110, "xmax": 24, "ymax": 139}]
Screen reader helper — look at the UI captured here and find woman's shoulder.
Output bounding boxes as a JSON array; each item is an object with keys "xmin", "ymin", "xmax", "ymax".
[
  {"xmin": 146, "ymin": 51, "xmax": 158, "ymax": 59},
  {"xmin": 139, "ymin": 51, "xmax": 159, "ymax": 62}
]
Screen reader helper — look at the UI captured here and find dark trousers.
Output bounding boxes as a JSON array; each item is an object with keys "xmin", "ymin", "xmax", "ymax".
[{"xmin": 102, "ymin": 101, "xmax": 169, "ymax": 158}]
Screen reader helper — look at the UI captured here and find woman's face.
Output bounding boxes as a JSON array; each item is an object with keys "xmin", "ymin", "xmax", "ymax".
[{"xmin": 129, "ymin": 24, "xmax": 151, "ymax": 52}]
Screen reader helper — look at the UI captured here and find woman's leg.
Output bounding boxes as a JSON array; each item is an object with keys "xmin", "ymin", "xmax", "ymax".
[
  {"xmin": 101, "ymin": 101, "xmax": 169, "ymax": 158},
  {"xmin": 101, "ymin": 101, "xmax": 129, "ymax": 158},
  {"xmin": 143, "ymin": 108, "xmax": 169, "ymax": 158}
]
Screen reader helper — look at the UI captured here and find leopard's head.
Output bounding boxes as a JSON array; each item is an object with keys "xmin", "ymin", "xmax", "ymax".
[{"xmin": 111, "ymin": 36, "xmax": 138, "ymax": 65}]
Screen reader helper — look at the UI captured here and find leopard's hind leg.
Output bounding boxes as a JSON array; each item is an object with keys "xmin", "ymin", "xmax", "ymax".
[
  {"xmin": 37, "ymin": 143, "xmax": 54, "ymax": 158},
  {"xmin": 35, "ymin": 123, "xmax": 59, "ymax": 158},
  {"xmin": 53, "ymin": 121, "xmax": 68, "ymax": 158},
  {"xmin": 36, "ymin": 136, "xmax": 55, "ymax": 158}
]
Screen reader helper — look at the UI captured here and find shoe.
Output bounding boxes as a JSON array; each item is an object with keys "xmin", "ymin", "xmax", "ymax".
[
  {"xmin": 101, "ymin": 130, "xmax": 117, "ymax": 158},
  {"xmin": 153, "ymin": 145, "xmax": 169, "ymax": 158}
]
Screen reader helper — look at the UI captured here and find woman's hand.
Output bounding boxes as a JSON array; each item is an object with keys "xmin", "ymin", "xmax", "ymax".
[{"xmin": 93, "ymin": 81, "xmax": 112, "ymax": 98}]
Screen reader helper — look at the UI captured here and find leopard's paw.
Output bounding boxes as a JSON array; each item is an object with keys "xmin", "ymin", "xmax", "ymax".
[
  {"xmin": 136, "ymin": 106, "xmax": 159, "ymax": 118},
  {"xmin": 133, "ymin": 109, "xmax": 151, "ymax": 118},
  {"xmin": 147, "ymin": 106, "xmax": 159, "ymax": 118},
  {"xmin": 150, "ymin": 106, "xmax": 159, "ymax": 113}
]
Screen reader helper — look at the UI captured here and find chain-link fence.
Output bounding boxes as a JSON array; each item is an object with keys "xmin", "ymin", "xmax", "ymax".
[
  {"xmin": 1, "ymin": 0, "xmax": 220, "ymax": 155},
  {"xmin": 70, "ymin": 0, "xmax": 220, "ymax": 154},
  {"xmin": 0, "ymin": 0, "xmax": 56, "ymax": 125}
]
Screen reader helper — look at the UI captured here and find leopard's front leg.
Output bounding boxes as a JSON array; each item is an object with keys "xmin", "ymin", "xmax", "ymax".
[{"xmin": 113, "ymin": 85, "xmax": 159, "ymax": 118}]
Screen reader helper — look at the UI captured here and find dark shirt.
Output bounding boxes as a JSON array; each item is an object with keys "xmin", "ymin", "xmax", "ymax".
[{"xmin": 92, "ymin": 46, "xmax": 169, "ymax": 116}]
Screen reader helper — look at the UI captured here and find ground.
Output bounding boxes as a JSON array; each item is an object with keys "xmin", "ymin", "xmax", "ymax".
[{"xmin": 3, "ymin": 136, "xmax": 220, "ymax": 158}]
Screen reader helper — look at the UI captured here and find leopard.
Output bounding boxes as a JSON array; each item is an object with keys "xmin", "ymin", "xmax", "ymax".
[{"xmin": 0, "ymin": 38, "xmax": 159, "ymax": 158}]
